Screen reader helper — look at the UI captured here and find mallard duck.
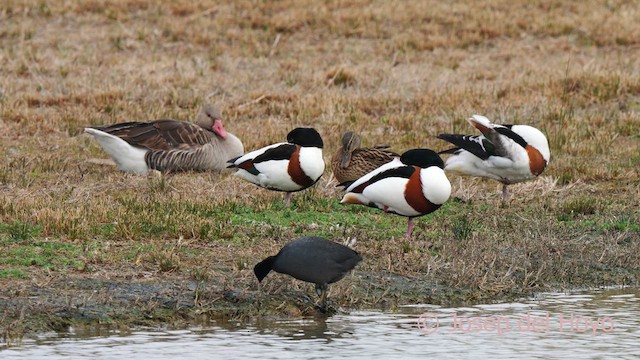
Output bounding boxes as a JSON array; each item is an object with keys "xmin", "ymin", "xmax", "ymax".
[
  {"xmin": 84, "ymin": 104, "xmax": 244, "ymax": 174},
  {"xmin": 437, "ymin": 115, "xmax": 550, "ymax": 205},
  {"xmin": 227, "ymin": 127, "xmax": 325, "ymax": 207},
  {"xmin": 340, "ymin": 149, "xmax": 451, "ymax": 241},
  {"xmin": 332, "ymin": 131, "xmax": 399, "ymax": 186}
]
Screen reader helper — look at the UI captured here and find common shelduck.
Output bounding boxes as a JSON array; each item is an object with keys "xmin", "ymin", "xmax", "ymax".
[
  {"xmin": 84, "ymin": 104, "xmax": 244, "ymax": 174},
  {"xmin": 340, "ymin": 149, "xmax": 451, "ymax": 241},
  {"xmin": 254, "ymin": 236, "xmax": 362, "ymax": 310},
  {"xmin": 227, "ymin": 127, "xmax": 325, "ymax": 207},
  {"xmin": 437, "ymin": 115, "xmax": 550, "ymax": 205},
  {"xmin": 332, "ymin": 131, "xmax": 399, "ymax": 186}
]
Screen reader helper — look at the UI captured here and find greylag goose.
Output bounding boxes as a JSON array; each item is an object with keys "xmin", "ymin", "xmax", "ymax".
[{"xmin": 84, "ymin": 104, "xmax": 244, "ymax": 174}]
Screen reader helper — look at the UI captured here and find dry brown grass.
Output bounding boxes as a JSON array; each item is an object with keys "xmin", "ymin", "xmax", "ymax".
[{"xmin": 1, "ymin": 0, "xmax": 639, "ymax": 338}]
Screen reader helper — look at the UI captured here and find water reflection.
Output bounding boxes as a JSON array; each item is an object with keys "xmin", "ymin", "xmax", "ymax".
[{"xmin": 1, "ymin": 287, "xmax": 639, "ymax": 359}]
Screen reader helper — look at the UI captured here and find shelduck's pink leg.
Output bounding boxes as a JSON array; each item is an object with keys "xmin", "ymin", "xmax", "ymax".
[{"xmin": 406, "ymin": 218, "xmax": 414, "ymax": 241}]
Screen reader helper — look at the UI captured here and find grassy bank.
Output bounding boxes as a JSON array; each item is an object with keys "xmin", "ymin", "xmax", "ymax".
[{"xmin": 1, "ymin": 0, "xmax": 639, "ymax": 341}]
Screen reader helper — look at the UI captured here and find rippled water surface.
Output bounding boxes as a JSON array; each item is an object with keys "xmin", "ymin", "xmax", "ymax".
[{"xmin": 2, "ymin": 287, "xmax": 639, "ymax": 359}]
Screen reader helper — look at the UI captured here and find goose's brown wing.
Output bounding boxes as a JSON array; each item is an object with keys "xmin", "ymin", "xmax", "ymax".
[{"xmin": 92, "ymin": 119, "xmax": 213, "ymax": 150}]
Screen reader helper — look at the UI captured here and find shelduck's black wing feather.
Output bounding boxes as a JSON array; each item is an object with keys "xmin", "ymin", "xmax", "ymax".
[{"xmin": 437, "ymin": 134, "xmax": 495, "ymax": 160}]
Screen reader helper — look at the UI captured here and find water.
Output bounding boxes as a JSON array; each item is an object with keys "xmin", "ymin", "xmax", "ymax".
[{"xmin": 2, "ymin": 287, "xmax": 639, "ymax": 359}]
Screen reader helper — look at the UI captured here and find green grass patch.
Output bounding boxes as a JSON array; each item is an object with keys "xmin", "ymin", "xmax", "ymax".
[
  {"xmin": 109, "ymin": 193, "xmax": 418, "ymax": 243},
  {"xmin": 227, "ymin": 205, "xmax": 402, "ymax": 241},
  {"xmin": 0, "ymin": 268, "xmax": 27, "ymax": 279},
  {"xmin": 0, "ymin": 220, "xmax": 42, "ymax": 242},
  {"xmin": 0, "ymin": 241, "xmax": 84, "ymax": 271},
  {"xmin": 557, "ymin": 197, "xmax": 606, "ymax": 222},
  {"xmin": 451, "ymin": 214, "xmax": 474, "ymax": 241},
  {"xmin": 560, "ymin": 213, "xmax": 639, "ymax": 232},
  {"xmin": 602, "ymin": 214, "xmax": 640, "ymax": 232}
]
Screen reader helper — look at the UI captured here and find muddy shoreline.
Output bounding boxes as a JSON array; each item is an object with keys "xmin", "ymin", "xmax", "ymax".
[{"xmin": 2, "ymin": 264, "xmax": 638, "ymax": 342}]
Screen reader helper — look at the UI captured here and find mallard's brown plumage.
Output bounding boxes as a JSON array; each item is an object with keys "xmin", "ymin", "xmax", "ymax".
[{"xmin": 332, "ymin": 131, "xmax": 399, "ymax": 186}]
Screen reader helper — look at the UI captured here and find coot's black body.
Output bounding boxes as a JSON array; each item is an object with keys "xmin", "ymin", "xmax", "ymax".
[{"xmin": 254, "ymin": 236, "xmax": 362, "ymax": 309}]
